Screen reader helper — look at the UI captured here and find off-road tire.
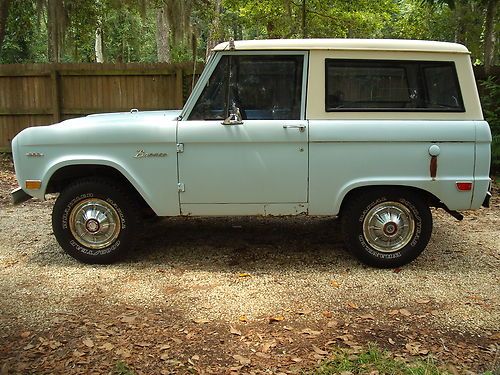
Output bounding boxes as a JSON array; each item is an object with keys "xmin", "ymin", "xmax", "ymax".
[
  {"xmin": 341, "ymin": 189, "xmax": 432, "ymax": 268},
  {"xmin": 52, "ymin": 177, "xmax": 138, "ymax": 264}
]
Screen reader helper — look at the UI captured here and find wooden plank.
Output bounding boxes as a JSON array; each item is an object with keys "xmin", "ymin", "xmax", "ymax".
[
  {"xmin": 0, "ymin": 108, "xmax": 52, "ymax": 115},
  {"xmin": 51, "ymin": 69, "xmax": 61, "ymax": 123},
  {"xmin": 175, "ymin": 68, "xmax": 183, "ymax": 109}
]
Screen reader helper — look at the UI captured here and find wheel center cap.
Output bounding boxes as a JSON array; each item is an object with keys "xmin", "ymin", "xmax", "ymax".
[
  {"xmin": 85, "ymin": 219, "xmax": 100, "ymax": 234},
  {"xmin": 383, "ymin": 222, "xmax": 398, "ymax": 236}
]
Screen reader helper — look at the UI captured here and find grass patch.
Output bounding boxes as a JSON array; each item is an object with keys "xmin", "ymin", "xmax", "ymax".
[
  {"xmin": 114, "ymin": 361, "xmax": 135, "ymax": 375},
  {"xmin": 310, "ymin": 345, "xmax": 448, "ymax": 375}
]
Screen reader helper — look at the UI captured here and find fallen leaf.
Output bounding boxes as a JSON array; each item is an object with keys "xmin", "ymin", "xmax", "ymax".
[
  {"xmin": 291, "ymin": 357, "xmax": 303, "ymax": 363},
  {"xmin": 399, "ymin": 309, "xmax": 411, "ymax": 317},
  {"xmin": 20, "ymin": 331, "xmax": 31, "ymax": 338},
  {"xmin": 388, "ymin": 309, "xmax": 399, "ymax": 315},
  {"xmin": 327, "ymin": 320, "xmax": 338, "ymax": 328},
  {"xmin": 172, "ymin": 338, "xmax": 182, "ymax": 344},
  {"xmin": 193, "ymin": 318, "xmax": 210, "ymax": 324},
  {"xmin": 72, "ymin": 350, "xmax": 85, "ymax": 357},
  {"xmin": 312, "ymin": 345, "xmax": 328, "ymax": 355},
  {"xmin": 256, "ymin": 352, "xmax": 270, "ymax": 359},
  {"xmin": 268, "ymin": 315, "xmax": 285, "ymax": 323},
  {"xmin": 262, "ymin": 341, "xmax": 276, "ymax": 353},
  {"xmin": 134, "ymin": 342, "xmax": 152, "ymax": 347},
  {"xmin": 100, "ymin": 343, "xmax": 114, "ymax": 351},
  {"xmin": 191, "ymin": 355, "xmax": 200, "ymax": 361},
  {"xmin": 416, "ymin": 298, "xmax": 431, "ymax": 304},
  {"xmin": 230, "ymin": 326, "xmax": 242, "ymax": 336},
  {"xmin": 229, "ymin": 366, "xmax": 243, "ymax": 372},
  {"xmin": 233, "ymin": 354, "xmax": 251, "ymax": 366},
  {"xmin": 405, "ymin": 342, "xmax": 428, "ymax": 356},
  {"xmin": 300, "ymin": 328, "xmax": 322, "ymax": 336},
  {"xmin": 239, "ymin": 316, "xmax": 247, "ymax": 322},
  {"xmin": 238, "ymin": 273, "xmax": 252, "ymax": 278},
  {"xmin": 330, "ymin": 280, "xmax": 340, "ymax": 288},
  {"xmin": 159, "ymin": 344, "xmax": 171, "ymax": 351},
  {"xmin": 347, "ymin": 302, "xmax": 359, "ymax": 309},
  {"xmin": 360, "ymin": 314, "xmax": 375, "ymax": 320},
  {"xmin": 160, "ymin": 353, "xmax": 170, "ymax": 361},
  {"xmin": 322, "ymin": 310, "xmax": 333, "ymax": 319},
  {"xmin": 116, "ymin": 348, "xmax": 131, "ymax": 358},
  {"xmin": 48, "ymin": 341, "xmax": 62, "ymax": 350},
  {"xmin": 388, "ymin": 338, "xmax": 395, "ymax": 345},
  {"xmin": 120, "ymin": 316, "xmax": 136, "ymax": 324},
  {"xmin": 23, "ymin": 344, "xmax": 35, "ymax": 350},
  {"xmin": 82, "ymin": 338, "xmax": 94, "ymax": 348}
]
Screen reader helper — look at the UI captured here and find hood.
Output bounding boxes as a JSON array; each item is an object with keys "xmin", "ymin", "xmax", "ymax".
[
  {"xmin": 85, "ymin": 109, "xmax": 182, "ymax": 122},
  {"xmin": 14, "ymin": 110, "xmax": 180, "ymax": 147}
]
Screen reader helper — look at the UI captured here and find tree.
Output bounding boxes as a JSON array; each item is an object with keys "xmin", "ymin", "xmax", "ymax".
[
  {"xmin": 156, "ymin": 3, "xmax": 171, "ymax": 62},
  {"xmin": 423, "ymin": 0, "xmax": 498, "ymax": 70},
  {"xmin": 483, "ymin": 0, "xmax": 497, "ymax": 73},
  {"xmin": 46, "ymin": 0, "xmax": 68, "ymax": 62},
  {"xmin": 0, "ymin": 0, "xmax": 12, "ymax": 51}
]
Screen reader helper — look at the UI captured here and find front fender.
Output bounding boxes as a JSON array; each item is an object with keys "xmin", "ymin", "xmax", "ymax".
[{"xmin": 21, "ymin": 152, "xmax": 179, "ymax": 216}]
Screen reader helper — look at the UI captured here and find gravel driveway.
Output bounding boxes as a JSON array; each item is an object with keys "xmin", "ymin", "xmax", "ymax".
[{"xmin": 0, "ymin": 155, "xmax": 498, "ymax": 374}]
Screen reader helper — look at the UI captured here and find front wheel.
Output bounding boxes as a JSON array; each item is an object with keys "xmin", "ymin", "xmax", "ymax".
[
  {"xmin": 52, "ymin": 178, "xmax": 138, "ymax": 264},
  {"xmin": 341, "ymin": 189, "xmax": 432, "ymax": 268}
]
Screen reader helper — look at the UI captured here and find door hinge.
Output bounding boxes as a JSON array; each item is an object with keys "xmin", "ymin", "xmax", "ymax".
[
  {"xmin": 177, "ymin": 183, "xmax": 185, "ymax": 192},
  {"xmin": 176, "ymin": 143, "xmax": 184, "ymax": 153}
]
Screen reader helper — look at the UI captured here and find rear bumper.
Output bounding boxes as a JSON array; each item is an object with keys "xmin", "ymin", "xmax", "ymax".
[{"xmin": 11, "ymin": 187, "xmax": 32, "ymax": 205}]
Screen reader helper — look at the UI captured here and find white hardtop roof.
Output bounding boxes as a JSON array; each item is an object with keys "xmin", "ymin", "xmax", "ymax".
[{"xmin": 213, "ymin": 39, "xmax": 469, "ymax": 54}]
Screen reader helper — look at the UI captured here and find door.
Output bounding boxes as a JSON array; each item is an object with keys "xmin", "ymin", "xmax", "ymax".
[{"xmin": 178, "ymin": 52, "xmax": 308, "ymax": 208}]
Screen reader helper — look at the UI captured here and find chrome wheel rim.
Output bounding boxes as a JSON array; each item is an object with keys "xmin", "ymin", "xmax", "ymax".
[
  {"xmin": 362, "ymin": 201, "xmax": 415, "ymax": 253},
  {"xmin": 69, "ymin": 198, "xmax": 121, "ymax": 249}
]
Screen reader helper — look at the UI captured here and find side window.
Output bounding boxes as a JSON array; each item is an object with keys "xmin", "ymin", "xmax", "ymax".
[
  {"xmin": 325, "ymin": 59, "xmax": 464, "ymax": 112},
  {"xmin": 189, "ymin": 56, "xmax": 229, "ymax": 120},
  {"xmin": 189, "ymin": 54, "xmax": 304, "ymax": 120},
  {"xmin": 423, "ymin": 64, "xmax": 463, "ymax": 109}
]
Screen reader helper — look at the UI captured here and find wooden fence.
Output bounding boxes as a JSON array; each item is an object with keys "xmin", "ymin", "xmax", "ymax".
[
  {"xmin": 0, "ymin": 62, "xmax": 203, "ymax": 151},
  {"xmin": 0, "ymin": 63, "xmax": 498, "ymax": 152}
]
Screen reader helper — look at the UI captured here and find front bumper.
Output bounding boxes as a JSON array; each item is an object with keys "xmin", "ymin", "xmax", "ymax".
[{"xmin": 11, "ymin": 187, "xmax": 32, "ymax": 205}]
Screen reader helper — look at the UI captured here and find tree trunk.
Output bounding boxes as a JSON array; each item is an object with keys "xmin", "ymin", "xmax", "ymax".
[
  {"xmin": 301, "ymin": 0, "xmax": 307, "ymax": 38},
  {"xmin": 156, "ymin": 5, "xmax": 171, "ymax": 63},
  {"xmin": 47, "ymin": 0, "xmax": 62, "ymax": 62},
  {"xmin": 205, "ymin": 0, "xmax": 221, "ymax": 59},
  {"xmin": 95, "ymin": 25, "xmax": 104, "ymax": 63},
  {"xmin": 0, "ymin": 0, "xmax": 11, "ymax": 51},
  {"xmin": 483, "ymin": 0, "xmax": 497, "ymax": 74}
]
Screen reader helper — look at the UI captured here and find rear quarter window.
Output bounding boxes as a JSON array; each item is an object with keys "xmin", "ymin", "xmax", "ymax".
[{"xmin": 325, "ymin": 59, "xmax": 464, "ymax": 112}]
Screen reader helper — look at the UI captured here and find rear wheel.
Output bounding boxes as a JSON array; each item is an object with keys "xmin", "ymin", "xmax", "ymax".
[
  {"xmin": 52, "ymin": 178, "xmax": 138, "ymax": 264},
  {"xmin": 341, "ymin": 189, "xmax": 432, "ymax": 268}
]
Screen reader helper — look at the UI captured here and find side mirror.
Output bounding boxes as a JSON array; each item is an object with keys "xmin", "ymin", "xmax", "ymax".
[{"xmin": 222, "ymin": 105, "xmax": 243, "ymax": 125}]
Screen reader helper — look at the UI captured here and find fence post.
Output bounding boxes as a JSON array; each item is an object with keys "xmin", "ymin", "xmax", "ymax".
[
  {"xmin": 51, "ymin": 67, "xmax": 61, "ymax": 123},
  {"xmin": 175, "ymin": 67, "xmax": 183, "ymax": 109}
]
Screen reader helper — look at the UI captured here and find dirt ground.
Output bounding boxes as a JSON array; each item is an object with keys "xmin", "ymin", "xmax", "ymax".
[{"xmin": 0, "ymin": 154, "xmax": 499, "ymax": 374}]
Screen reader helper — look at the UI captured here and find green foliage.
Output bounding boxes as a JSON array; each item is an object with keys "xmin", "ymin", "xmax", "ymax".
[
  {"xmin": 0, "ymin": 0, "xmax": 497, "ymax": 67},
  {"xmin": 310, "ymin": 345, "xmax": 448, "ymax": 375},
  {"xmin": 102, "ymin": 5, "xmax": 156, "ymax": 63},
  {"xmin": 0, "ymin": 1, "xmax": 46, "ymax": 63},
  {"xmin": 480, "ymin": 76, "xmax": 500, "ymax": 172},
  {"xmin": 114, "ymin": 361, "xmax": 135, "ymax": 375}
]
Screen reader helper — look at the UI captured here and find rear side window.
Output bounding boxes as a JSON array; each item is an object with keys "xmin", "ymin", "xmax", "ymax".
[{"xmin": 325, "ymin": 59, "xmax": 464, "ymax": 112}]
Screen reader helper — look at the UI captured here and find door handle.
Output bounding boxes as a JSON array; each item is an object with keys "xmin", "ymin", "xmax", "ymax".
[{"xmin": 283, "ymin": 125, "xmax": 306, "ymax": 133}]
